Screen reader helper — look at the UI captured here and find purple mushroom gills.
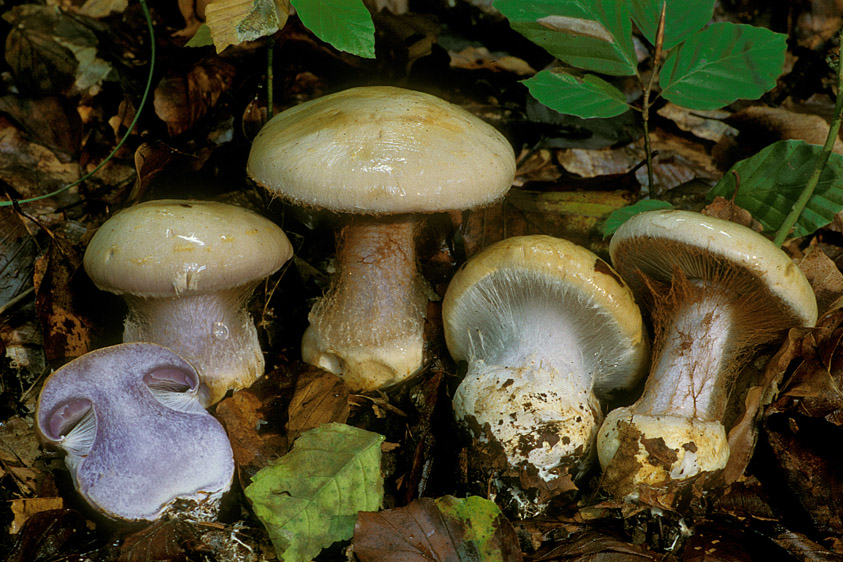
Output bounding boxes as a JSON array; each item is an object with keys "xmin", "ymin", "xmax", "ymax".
[
  {"xmin": 83, "ymin": 199, "xmax": 293, "ymax": 405},
  {"xmin": 36, "ymin": 343, "xmax": 235, "ymax": 522},
  {"xmin": 596, "ymin": 210, "xmax": 818, "ymax": 501},
  {"xmin": 442, "ymin": 235, "xmax": 650, "ymax": 515},
  {"xmin": 247, "ymin": 86, "xmax": 516, "ymax": 391}
]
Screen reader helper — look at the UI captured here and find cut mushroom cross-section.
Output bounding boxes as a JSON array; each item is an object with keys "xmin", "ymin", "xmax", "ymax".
[
  {"xmin": 597, "ymin": 209, "xmax": 818, "ymax": 500},
  {"xmin": 442, "ymin": 235, "xmax": 650, "ymax": 513},
  {"xmin": 247, "ymin": 85, "xmax": 516, "ymax": 391},
  {"xmin": 83, "ymin": 199, "xmax": 293, "ymax": 405},
  {"xmin": 36, "ymin": 343, "xmax": 235, "ymax": 522}
]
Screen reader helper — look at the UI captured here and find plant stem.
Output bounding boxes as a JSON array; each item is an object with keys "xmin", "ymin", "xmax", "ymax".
[
  {"xmin": 773, "ymin": 30, "xmax": 843, "ymax": 246},
  {"xmin": 266, "ymin": 36, "xmax": 275, "ymax": 121},
  {"xmin": 640, "ymin": 2, "xmax": 667, "ymax": 194}
]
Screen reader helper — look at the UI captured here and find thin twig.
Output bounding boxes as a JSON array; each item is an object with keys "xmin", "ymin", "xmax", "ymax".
[
  {"xmin": 773, "ymin": 29, "xmax": 843, "ymax": 246},
  {"xmin": 640, "ymin": 2, "xmax": 666, "ymax": 193}
]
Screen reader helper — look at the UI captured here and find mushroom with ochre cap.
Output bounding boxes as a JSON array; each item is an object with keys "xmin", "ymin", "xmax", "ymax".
[
  {"xmin": 247, "ymin": 86, "xmax": 516, "ymax": 391},
  {"xmin": 83, "ymin": 199, "xmax": 293, "ymax": 405},
  {"xmin": 596, "ymin": 209, "xmax": 818, "ymax": 499},
  {"xmin": 36, "ymin": 342, "xmax": 235, "ymax": 522},
  {"xmin": 442, "ymin": 235, "xmax": 650, "ymax": 512}
]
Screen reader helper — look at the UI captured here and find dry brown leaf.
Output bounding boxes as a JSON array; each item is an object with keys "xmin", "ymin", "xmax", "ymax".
[
  {"xmin": 558, "ymin": 129, "xmax": 719, "ymax": 195},
  {"xmin": 797, "ymin": 243, "xmax": 843, "ymax": 316},
  {"xmin": 701, "ymin": 196, "xmax": 764, "ymax": 232},
  {"xmin": 0, "ymin": 116, "xmax": 80, "ymax": 200},
  {"xmin": 449, "ymin": 45, "xmax": 536, "ymax": 75},
  {"xmin": 285, "ymin": 367, "xmax": 350, "ymax": 444},
  {"xmin": 718, "ymin": 106, "xmax": 843, "ymax": 171},
  {"xmin": 32, "ymin": 241, "xmax": 94, "ymax": 362},
  {"xmin": 354, "ymin": 496, "xmax": 523, "ymax": 562},
  {"xmin": 9, "ymin": 497, "xmax": 65, "ymax": 534},
  {"xmin": 215, "ymin": 388, "xmax": 285, "ymax": 483},
  {"xmin": 153, "ymin": 57, "xmax": 237, "ymax": 137},
  {"xmin": 794, "ymin": 0, "xmax": 843, "ymax": 50},
  {"xmin": 657, "ymin": 103, "xmax": 736, "ymax": 143}
]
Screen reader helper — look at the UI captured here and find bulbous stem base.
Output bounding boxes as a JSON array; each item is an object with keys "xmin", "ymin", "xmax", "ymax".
[{"xmin": 302, "ymin": 216, "xmax": 427, "ymax": 390}]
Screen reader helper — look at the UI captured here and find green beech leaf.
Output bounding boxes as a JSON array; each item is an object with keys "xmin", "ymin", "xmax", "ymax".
[
  {"xmin": 603, "ymin": 199, "xmax": 674, "ymax": 236},
  {"xmin": 708, "ymin": 140, "xmax": 843, "ymax": 239},
  {"xmin": 245, "ymin": 423, "xmax": 384, "ymax": 562},
  {"xmin": 291, "ymin": 0, "xmax": 376, "ymax": 58},
  {"xmin": 630, "ymin": 0, "xmax": 715, "ymax": 50},
  {"xmin": 659, "ymin": 23, "xmax": 786, "ymax": 110},
  {"xmin": 523, "ymin": 69, "xmax": 630, "ymax": 118},
  {"xmin": 494, "ymin": 0, "xmax": 637, "ymax": 76}
]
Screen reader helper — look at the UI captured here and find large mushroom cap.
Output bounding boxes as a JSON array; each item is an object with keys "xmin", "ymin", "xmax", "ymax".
[
  {"xmin": 444, "ymin": 235, "xmax": 650, "ymax": 397},
  {"xmin": 35, "ymin": 343, "xmax": 235, "ymax": 522},
  {"xmin": 246, "ymin": 86, "xmax": 516, "ymax": 214},
  {"xmin": 84, "ymin": 199, "xmax": 292, "ymax": 297},
  {"xmin": 609, "ymin": 209, "xmax": 818, "ymax": 327}
]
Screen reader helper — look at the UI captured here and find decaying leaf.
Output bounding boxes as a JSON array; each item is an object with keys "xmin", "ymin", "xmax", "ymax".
[
  {"xmin": 285, "ymin": 367, "xmax": 350, "ymax": 444},
  {"xmin": 657, "ymin": 102, "xmax": 736, "ymax": 143},
  {"xmin": 215, "ymin": 388, "xmax": 285, "ymax": 481},
  {"xmin": 3, "ymin": 509, "xmax": 97, "ymax": 562},
  {"xmin": 9, "ymin": 498, "xmax": 64, "ymax": 535},
  {"xmin": 204, "ymin": 0, "xmax": 290, "ymax": 53},
  {"xmin": 701, "ymin": 196, "xmax": 764, "ymax": 232},
  {"xmin": 118, "ymin": 519, "xmax": 190, "ymax": 562},
  {"xmin": 449, "ymin": 45, "xmax": 536, "ymax": 75},
  {"xmin": 33, "ymin": 241, "xmax": 94, "ymax": 362},
  {"xmin": 796, "ymin": 243, "xmax": 843, "ymax": 316},
  {"xmin": 153, "ymin": 57, "xmax": 237, "ymax": 137},
  {"xmin": 758, "ymin": 308, "xmax": 843, "ymax": 535},
  {"xmin": 354, "ymin": 495, "xmax": 522, "ymax": 562},
  {"xmin": 3, "ymin": 5, "xmax": 113, "ymax": 96},
  {"xmin": 536, "ymin": 529, "xmax": 660, "ymax": 560},
  {"xmin": 0, "ymin": 116, "xmax": 81, "ymax": 200},
  {"xmin": 245, "ymin": 423, "xmax": 384, "ymax": 562}
]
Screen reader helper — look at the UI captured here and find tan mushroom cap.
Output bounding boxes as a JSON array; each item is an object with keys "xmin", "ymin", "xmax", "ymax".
[
  {"xmin": 84, "ymin": 200, "xmax": 293, "ymax": 298},
  {"xmin": 444, "ymin": 235, "xmax": 649, "ymax": 396},
  {"xmin": 609, "ymin": 209, "xmax": 818, "ymax": 327},
  {"xmin": 246, "ymin": 86, "xmax": 516, "ymax": 214}
]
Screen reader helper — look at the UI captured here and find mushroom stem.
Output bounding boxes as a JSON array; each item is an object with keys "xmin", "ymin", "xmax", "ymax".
[
  {"xmin": 301, "ymin": 216, "xmax": 427, "ymax": 390},
  {"xmin": 123, "ymin": 287, "xmax": 263, "ymax": 405},
  {"xmin": 632, "ymin": 280, "xmax": 736, "ymax": 422}
]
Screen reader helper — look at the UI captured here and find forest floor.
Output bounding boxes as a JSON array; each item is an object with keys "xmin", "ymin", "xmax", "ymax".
[{"xmin": 2, "ymin": 0, "xmax": 843, "ymax": 561}]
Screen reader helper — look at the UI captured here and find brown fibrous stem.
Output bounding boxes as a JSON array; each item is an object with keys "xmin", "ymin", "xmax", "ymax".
[{"xmin": 303, "ymin": 216, "xmax": 427, "ymax": 389}]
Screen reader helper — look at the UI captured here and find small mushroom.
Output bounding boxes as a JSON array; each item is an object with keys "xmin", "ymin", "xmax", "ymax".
[
  {"xmin": 442, "ymin": 235, "xmax": 649, "ymax": 511},
  {"xmin": 36, "ymin": 343, "xmax": 235, "ymax": 522},
  {"xmin": 247, "ymin": 86, "xmax": 516, "ymax": 391},
  {"xmin": 83, "ymin": 199, "xmax": 293, "ymax": 404},
  {"xmin": 597, "ymin": 210, "xmax": 818, "ymax": 499}
]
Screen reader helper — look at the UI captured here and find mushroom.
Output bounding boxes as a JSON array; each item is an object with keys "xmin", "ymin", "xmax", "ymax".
[
  {"xmin": 247, "ymin": 86, "xmax": 516, "ymax": 391},
  {"xmin": 35, "ymin": 343, "xmax": 235, "ymax": 522},
  {"xmin": 596, "ymin": 209, "xmax": 818, "ymax": 499},
  {"xmin": 442, "ymin": 235, "xmax": 649, "ymax": 511},
  {"xmin": 83, "ymin": 199, "xmax": 293, "ymax": 405}
]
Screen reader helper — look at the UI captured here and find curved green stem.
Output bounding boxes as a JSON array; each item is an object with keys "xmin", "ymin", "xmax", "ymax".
[
  {"xmin": 0, "ymin": 0, "xmax": 156, "ymax": 208},
  {"xmin": 773, "ymin": 30, "xmax": 843, "ymax": 246}
]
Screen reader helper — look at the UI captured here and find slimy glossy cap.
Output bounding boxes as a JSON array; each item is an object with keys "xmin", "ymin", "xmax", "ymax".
[
  {"xmin": 84, "ymin": 200, "xmax": 292, "ymax": 298},
  {"xmin": 246, "ymin": 86, "xmax": 516, "ymax": 214}
]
